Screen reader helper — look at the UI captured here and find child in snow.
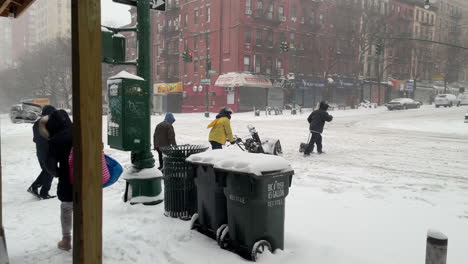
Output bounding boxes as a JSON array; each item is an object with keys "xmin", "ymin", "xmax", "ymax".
[
  {"xmin": 40, "ymin": 109, "xmax": 73, "ymax": 250},
  {"xmin": 207, "ymin": 107, "xmax": 235, "ymax": 149},
  {"xmin": 304, "ymin": 101, "xmax": 333, "ymax": 156},
  {"xmin": 153, "ymin": 112, "xmax": 177, "ymax": 170}
]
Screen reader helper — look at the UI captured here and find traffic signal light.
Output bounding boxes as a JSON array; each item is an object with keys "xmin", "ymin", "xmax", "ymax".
[
  {"xmin": 280, "ymin": 41, "xmax": 289, "ymax": 53},
  {"xmin": 182, "ymin": 51, "xmax": 193, "ymax": 62},
  {"xmin": 375, "ymin": 44, "xmax": 383, "ymax": 56}
]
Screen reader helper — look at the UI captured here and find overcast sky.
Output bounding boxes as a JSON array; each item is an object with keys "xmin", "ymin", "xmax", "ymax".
[{"xmin": 101, "ymin": 0, "xmax": 131, "ymax": 27}]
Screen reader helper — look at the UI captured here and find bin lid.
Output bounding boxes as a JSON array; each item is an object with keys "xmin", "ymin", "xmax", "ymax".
[{"xmin": 186, "ymin": 149, "xmax": 293, "ymax": 176}]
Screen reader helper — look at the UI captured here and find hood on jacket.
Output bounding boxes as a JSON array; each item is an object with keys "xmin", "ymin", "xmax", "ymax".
[
  {"xmin": 41, "ymin": 105, "xmax": 56, "ymax": 116},
  {"xmin": 46, "ymin": 109, "xmax": 72, "ymax": 137},
  {"xmin": 164, "ymin": 112, "xmax": 175, "ymax": 124},
  {"xmin": 216, "ymin": 107, "xmax": 233, "ymax": 119},
  {"xmin": 319, "ymin": 101, "xmax": 329, "ymax": 111}
]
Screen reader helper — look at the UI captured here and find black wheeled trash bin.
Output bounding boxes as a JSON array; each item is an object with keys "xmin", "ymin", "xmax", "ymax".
[
  {"xmin": 215, "ymin": 153, "xmax": 294, "ymax": 261},
  {"xmin": 160, "ymin": 145, "xmax": 208, "ymax": 220},
  {"xmin": 185, "ymin": 157, "xmax": 228, "ymax": 239}
]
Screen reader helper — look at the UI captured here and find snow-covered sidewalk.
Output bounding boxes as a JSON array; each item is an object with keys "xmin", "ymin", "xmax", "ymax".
[{"xmin": 1, "ymin": 105, "xmax": 468, "ymax": 263}]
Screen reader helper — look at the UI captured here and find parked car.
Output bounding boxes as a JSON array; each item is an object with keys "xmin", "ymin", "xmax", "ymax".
[
  {"xmin": 386, "ymin": 98, "xmax": 421, "ymax": 110},
  {"xmin": 9, "ymin": 103, "xmax": 42, "ymax": 124},
  {"xmin": 458, "ymin": 93, "xmax": 468, "ymax": 106},
  {"xmin": 434, "ymin": 94, "xmax": 460, "ymax": 107}
]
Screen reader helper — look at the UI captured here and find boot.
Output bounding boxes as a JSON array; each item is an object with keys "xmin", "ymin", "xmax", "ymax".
[{"xmin": 57, "ymin": 236, "xmax": 72, "ymax": 251}]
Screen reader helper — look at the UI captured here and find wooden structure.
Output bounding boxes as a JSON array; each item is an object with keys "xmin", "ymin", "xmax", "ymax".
[
  {"xmin": 0, "ymin": 0, "xmax": 37, "ymax": 18},
  {"xmin": 1, "ymin": 0, "xmax": 103, "ymax": 263}
]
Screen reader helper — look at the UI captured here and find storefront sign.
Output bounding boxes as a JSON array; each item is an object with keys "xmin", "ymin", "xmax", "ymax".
[{"xmin": 154, "ymin": 82, "xmax": 183, "ymax": 94}]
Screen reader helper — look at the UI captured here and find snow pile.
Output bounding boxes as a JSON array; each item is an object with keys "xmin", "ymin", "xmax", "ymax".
[
  {"xmin": 122, "ymin": 166, "xmax": 162, "ymax": 180},
  {"xmin": 108, "ymin": 71, "xmax": 144, "ymax": 81},
  {"xmin": 186, "ymin": 149, "xmax": 292, "ymax": 176}
]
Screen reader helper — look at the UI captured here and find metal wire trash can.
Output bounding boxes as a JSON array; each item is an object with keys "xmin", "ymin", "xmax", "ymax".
[{"xmin": 160, "ymin": 145, "xmax": 208, "ymax": 220}]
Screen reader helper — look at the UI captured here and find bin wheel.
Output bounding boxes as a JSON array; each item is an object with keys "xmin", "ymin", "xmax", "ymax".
[
  {"xmin": 216, "ymin": 224, "xmax": 229, "ymax": 249},
  {"xmin": 190, "ymin": 213, "xmax": 199, "ymax": 230},
  {"xmin": 251, "ymin": 240, "xmax": 272, "ymax": 262}
]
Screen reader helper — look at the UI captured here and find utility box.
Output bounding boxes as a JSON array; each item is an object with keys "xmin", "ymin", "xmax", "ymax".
[{"xmin": 107, "ymin": 71, "xmax": 149, "ymax": 151}]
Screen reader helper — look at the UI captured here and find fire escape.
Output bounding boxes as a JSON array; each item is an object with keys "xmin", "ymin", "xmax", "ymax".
[{"xmin": 157, "ymin": 0, "xmax": 181, "ymax": 83}]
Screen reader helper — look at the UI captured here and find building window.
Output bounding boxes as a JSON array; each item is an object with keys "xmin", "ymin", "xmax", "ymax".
[
  {"xmin": 267, "ymin": 4, "xmax": 273, "ymax": 19},
  {"xmin": 256, "ymin": 29, "xmax": 262, "ymax": 45},
  {"xmin": 194, "ymin": 10, "xmax": 199, "ymax": 24},
  {"xmin": 184, "ymin": 14, "xmax": 188, "ymax": 27},
  {"xmin": 279, "ymin": 6, "xmax": 284, "ymax": 18},
  {"xmin": 194, "ymin": 35, "xmax": 198, "ymax": 50},
  {"xmin": 289, "ymin": 32, "xmax": 295, "ymax": 45},
  {"xmin": 276, "ymin": 59, "xmax": 282, "ymax": 72},
  {"xmin": 267, "ymin": 30, "xmax": 273, "ymax": 45},
  {"xmin": 266, "ymin": 57, "xmax": 272, "ymax": 74},
  {"xmin": 257, "ymin": 0, "xmax": 263, "ymax": 10},
  {"xmin": 244, "ymin": 55, "xmax": 250, "ymax": 72},
  {"xmin": 194, "ymin": 60, "xmax": 199, "ymax": 74},
  {"xmin": 184, "ymin": 61, "xmax": 187, "ymax": 75},
  {"xmin": 291, "ymin": 5, "xmax": 297, "ymax": 18},
  {"xmin": 319, "ymin": 14, "xmax": 324, "ymax": 25},
  {"xmin": 255, "ymin": 55, "xmax": 261, "ymax": 73},
  {"xmin": 246, "ymin": 0, "xmax": 251, "ymax": 12},
  {"xmin": 245, "ymin": 27, "xmax": 251, "ymax": 44},
  {"xmin": 207, "ymin": 7, "xmax": 211, "ymax": 23}
]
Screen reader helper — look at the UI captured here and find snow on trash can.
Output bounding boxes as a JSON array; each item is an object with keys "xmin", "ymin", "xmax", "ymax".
[
  {"xmin": 208, "ymin": 150, "xmax": 294, "ymax": 261},
  {"xmin": 185, "ymin": 149, "xmax": 243, "ymax": 238},
  {"xmin": 160, "ymin": 145, "xmax": 208, "ymax": 220}
]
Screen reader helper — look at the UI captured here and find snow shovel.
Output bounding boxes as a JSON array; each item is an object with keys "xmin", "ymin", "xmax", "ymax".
[{"xmin": 299, "ymin": 133, "xmax": 311, "ymax": 153}]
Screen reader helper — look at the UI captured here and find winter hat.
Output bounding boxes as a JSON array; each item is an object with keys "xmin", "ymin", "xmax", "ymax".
[
  {"xmin": 164, "ymin": 112, "xmax": 176, "ymax": 124},
  {"xmin": 319, "ymin": 101, "xmax": 329, "ymax": 111},
  {"xmin": 41, "ymin": 105, "xmax": 56, "ymax": 116},
  {"xmin": 216, "ymin": 107, "xmax": 233, "ymax": 119}
]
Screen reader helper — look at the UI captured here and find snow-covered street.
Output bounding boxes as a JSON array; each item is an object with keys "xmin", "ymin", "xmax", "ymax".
[{"xmin": 1, "ymin": 105, "xmax": 468, "ymax": 264}]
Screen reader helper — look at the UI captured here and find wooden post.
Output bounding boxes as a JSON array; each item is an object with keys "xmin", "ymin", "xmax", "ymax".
[
  {"xmin": 71, "ymin": 0, "xmax": 102, "ymax": 263},
  {"xmin": 425, "ymin": 229, "xmax": 448, "ymax": 264},
  {"xmin": 0, "ymin": 120, "xmax": 9, "ymax": 264}
]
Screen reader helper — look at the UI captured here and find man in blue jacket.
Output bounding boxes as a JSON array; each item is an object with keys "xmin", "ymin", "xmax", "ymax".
[{"xmin": 304, "ymin": 101, "xmax": 333, "ymax": 156}]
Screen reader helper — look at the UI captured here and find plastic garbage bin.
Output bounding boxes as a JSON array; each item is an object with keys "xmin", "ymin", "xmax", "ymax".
[
  {"xmin": 186, "ymin": 155, "xmax": 228, "ymax": 239},
  {"xmin": 219, "ymin": 169, "xmax": 293, "ymax": 261},
  {"xmin": 160, "ymin": 145, "xmax": 208, "ymax": 220},
  {"xmin": 209, "ymin": 151, "xmax": 294, "ymax": 261}
]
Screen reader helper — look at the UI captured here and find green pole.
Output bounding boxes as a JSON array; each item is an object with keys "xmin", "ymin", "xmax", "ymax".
[
  {"xmin": 205, "ymin": 58, "xmax": 210, "ymax": 118},
  {"xmin": 132, "ymin": 0, "xmax": 155, "ymax": 169}
]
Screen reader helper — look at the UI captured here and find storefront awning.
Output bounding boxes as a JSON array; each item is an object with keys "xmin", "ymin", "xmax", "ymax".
[{"xmin": 215, "ymin": 72, "xmax": 273, "ymax": 89}]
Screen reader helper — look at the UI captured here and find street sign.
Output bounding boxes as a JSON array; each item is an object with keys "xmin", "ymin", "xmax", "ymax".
[
  {"xmin": 200, "ymin": 79, "xmax": 210, "ymax": 83},
  {"xmin": 113, "ymin": 0, "xmax": 166, "ymax": 11},
  {"xmin": 208, "ymin": 70, "xmax": 217, "ymax": 74},
  {"xmin": 405, "ymin": 81, "xmax": 414, "ymax": 92}
]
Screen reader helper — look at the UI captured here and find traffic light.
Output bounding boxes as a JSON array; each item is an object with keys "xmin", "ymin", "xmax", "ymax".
[
  {"xmin": 182, "ymin": 51, "xmax": 193, "ymax": 62},
  {"xmin": 280, "ymin": 41, "xmax": 289, "ymax": 53},
  {"xmin": 375, "ymin": 44, "xmax": 383, "ymax": 56}
]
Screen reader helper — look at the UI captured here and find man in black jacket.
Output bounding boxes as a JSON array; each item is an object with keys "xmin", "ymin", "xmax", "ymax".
[
  {"xmin": 153, "ymin": 112, "xmax": 176, "ymax": 170},
  {"xmin": 28, "ymin": 105, "xmax": 56, "ymax": 199},
  {"xmin": 304, "ymin": 101, "xmax": 333, "ymax": 156}
]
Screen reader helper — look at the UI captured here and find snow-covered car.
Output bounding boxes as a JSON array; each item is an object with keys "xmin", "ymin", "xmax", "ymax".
[
  {"xmin": 434, "ymin": 94, "xmax": 460, "ymax": 107},
  {"xmin": 458, "ymin": 93, "xmax": 468, "ymax": 106},
  {"xmin": 9, "ymin": 103, "xmax": 42, "ymax": 124},
  {"xmin": 386, "ymin": 98, "xmax": 421, "ymax": 110},
  {"xmin": 356, "ymin": 100, "xmax": 377, "ymax": 109}
]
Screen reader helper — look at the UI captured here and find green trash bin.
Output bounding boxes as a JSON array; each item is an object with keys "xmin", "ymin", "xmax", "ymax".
[
  {"xmin": 213, "ymin": 152, "xmax": 294, "ymax": 261},
  {"xmin": 160, "ymin": 145, "xmax": 208, "ymax": 220}
]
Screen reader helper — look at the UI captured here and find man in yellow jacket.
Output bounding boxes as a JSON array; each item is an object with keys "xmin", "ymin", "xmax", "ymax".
[{"xmin": 207, "ymin": 107, "xmax": 235, "ymax": 149}]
